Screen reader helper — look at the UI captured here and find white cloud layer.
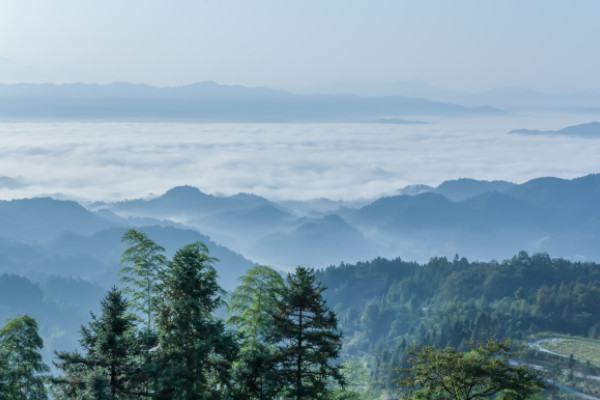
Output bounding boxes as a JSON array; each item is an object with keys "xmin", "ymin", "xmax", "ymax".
[{"xmin": 0, "ymin": 113, "xmax": 599, "ymax": 203}]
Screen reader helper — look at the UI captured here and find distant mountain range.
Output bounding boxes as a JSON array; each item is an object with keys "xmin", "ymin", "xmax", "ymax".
[
  {"xmin": 0, "ymin": 81, "xmax": 499, "ymax": 122},
  {"xmin": 0, "ymin": 173, "xmax": 598, "ymax": 310},
  {"xmin": 2, "ymin": 79, "xmax": 599, "ymax": 119},
  {"xmin": 0, "ymin": 197, "xmax": 253, "ymax": 290},
  {"xmin": 0, "ymin": 174, "xmax": 597, "ymax": 284},
  {"xmin": 510, "ymin": 121, "xmax": 600, "ymax": 138},
  {"xmin": 0, "ymin": 173, "xmax": 599, "ymax": 364},
  {"xmin": 0, "ymin": 195, "xmax": 255, "ymax": 361},
  {"xmin": 86, "ymin": 174, "xmax": 600, "ymax": 268},
  {"xmin": 292, "ymin": 80, "xmax": 600, "ymax": 111},
  {"xmin": 396, "ymin": 178, "xmax": 517, "ymax": 201}
]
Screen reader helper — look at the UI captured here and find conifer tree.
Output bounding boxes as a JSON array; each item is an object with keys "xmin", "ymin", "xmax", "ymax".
[
  {"xmin": 272, "ymin": 266, "xmax": 344, "ymax": 400},
  {"xmin": 0, "ymin": 314, "xmax": 49, "ymax": 400},
  {"xmin": 154, "ymin": 242, "xmax": 237, "ymax": 400},
  {"xmin": 53, "ymin": 287, "xmax": 139, "ymax": 399}
]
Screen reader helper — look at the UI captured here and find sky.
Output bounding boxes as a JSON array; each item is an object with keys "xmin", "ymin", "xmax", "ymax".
[{"xmin": 1, "ymin": 0, "xmax": 600, "ymax": 92}]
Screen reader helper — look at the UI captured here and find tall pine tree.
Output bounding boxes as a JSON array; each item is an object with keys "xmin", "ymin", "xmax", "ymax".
[
  {"xmin": 272, "ymin": 266, "xmax": 344, "ymax": 400},
  {"xmin": 53, "ymin": 287, "xmax": 139, "ymax": 399},
  {"xmin": 154, "ymin": 242, "xmax": 236, "ymax": 400}
]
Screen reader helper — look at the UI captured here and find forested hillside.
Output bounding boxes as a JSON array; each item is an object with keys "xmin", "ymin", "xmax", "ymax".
[
  {"xmin": 317, "ymin": 252, "xmax": 600, "ymax": 394},
  {"xmin": 3, "ymin": 239, "xmax": 600, "ymax": 398}
]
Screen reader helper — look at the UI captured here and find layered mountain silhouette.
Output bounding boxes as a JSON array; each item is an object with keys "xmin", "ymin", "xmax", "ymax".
[
  {"xmin": 396, "ymin": 179, "xmax": 516, "ymax": 201},
  {"xmin": 254, "ymin": 214, "xmax": 374, "ymax": 267},
  {"xmin": 0, "ymin": 196, "xmax": 253, "ymax": 289},
  {"xmin": 0, "ymin": 81, "xmax": 499, "ymax": 122},
  {"xmin": 105, "ymin": 185, "xmax": 275, "ymax": 219},
  {"xmin": 88, "ymin": 174, "xmax": 600, "ymax": 267},
  {"xmin": 0, "ymin": 173, "xmax": 599, "ymax": 365},
  {"xmin": 295, "ymin": 80, "xmax": 600, "ymax": 111},
  {"xmin": 1, "ymin": 173, "xmax": 599, "ymax": 288},
  {"xmin": 510, "ymin": 122, "xmax": 600, "ymax": 138}
]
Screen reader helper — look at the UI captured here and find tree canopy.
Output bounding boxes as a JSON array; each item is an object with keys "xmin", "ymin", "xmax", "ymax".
[
  {"xmin": 119, "ymin": 229, "xmax": 166, "ymax": 331},
  {"xmin": 227, "ymin": 265, "xmax": 286, "ymax": 400},
  {"xmin": 396, "ymin": 340, "xmax": 545, "ymax": 400},
  {"xmin": 273, "ymin": 266, "xmax": 344, "ymax": 400},
  {"xmin": 52, "ymin": 287, "xmax": 139, "ymax": 399},
  {"xmin": 154, "ymin": 242, "xmax": 237, "ymax": 399},
  {"xmin": 0, "ymin": 314, "xmax": 49, "ymax": 400}
]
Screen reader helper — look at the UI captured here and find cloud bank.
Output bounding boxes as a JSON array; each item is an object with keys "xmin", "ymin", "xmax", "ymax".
[{"xmin": 0, "ymin": 114, "xmax": 598, "ymax": 203}]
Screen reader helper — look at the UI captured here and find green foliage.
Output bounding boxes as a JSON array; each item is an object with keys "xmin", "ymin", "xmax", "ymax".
[
  {"xmin": 273, "ymin": 266, "xmax": 344, "ymax": 400},
  {"xmin": 119, "ymin": 229, "xmax": 167, "ymax": 331},
  {"xmin": 339, "ymin": 360, "xmax": 371, "ymax": 396},
  {"xmin": 315, "ymin": 253, "xmax": 600, "ymax": 392},
  {"xmin": 534, "ymin": 336, "xmax": 600, "ymax": 366},
  {"xmin": 0, "ymin": 314, "xmax": 49, "ymax": 400},
  {"xmin": 46, "ymin": 243, "xmax": 600, "ymax": 398},
  {"xmin": 50, "ymin": 235, "xmax": 348, "ymax": 399},
  {"xmin": 396, "ymin": 340, "xmax": 545, "ymax": 400},
  {"xmin": 154, "ymin": 242, "xmax": 237, "ymax": 399},
  {"xmin": 228, "ymin": 265, "xmax": 285, "ymax": 340},
  {"xmin": 52, "ymin": 287, "xmax": 139, "ymax": 399},
  {"xmin": 228, "ymin": 265, "xmax": 286, "ymax": 399},
  {"xmin": 328, "ymin": 388, "xmax": 363, "ymax": 399}
]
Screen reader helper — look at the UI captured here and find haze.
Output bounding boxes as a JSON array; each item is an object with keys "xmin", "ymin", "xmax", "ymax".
[{"xmin": 1, "ymin": 1, "xmax": 600, "ymax": 92}]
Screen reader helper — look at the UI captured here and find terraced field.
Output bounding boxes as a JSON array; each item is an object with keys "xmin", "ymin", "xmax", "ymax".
[{"xmin": 532, "ymin": 336, "xmax": 600, "ymax": 367}]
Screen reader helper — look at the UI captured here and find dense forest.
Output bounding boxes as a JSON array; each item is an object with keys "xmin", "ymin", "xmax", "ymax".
[
  {"xmin": 317, "ymin": 252, "xmax": 600, "ymax": 396},
  {"xmin": 1, "ymin": 230, "xmax": 347, "ymax": 399},
  {"xmin": 2, "ymin": 232, "xmax": 600, "ymax": 398}
]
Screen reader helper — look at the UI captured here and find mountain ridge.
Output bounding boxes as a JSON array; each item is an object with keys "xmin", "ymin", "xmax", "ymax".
[
  {"xmin": 0, "ymin": 81, "xmax": 500, "ymax": 122},
  {"xmin": 510, "ymin": 121, "xmax": 600, "ymax": 138},
  {"xmin": 291, "ymin": 79, "xmax": 600, "ymax": 110},
  {"xmin": 90, "ymin": 173, "xmax": 600, "ymax": 266}
]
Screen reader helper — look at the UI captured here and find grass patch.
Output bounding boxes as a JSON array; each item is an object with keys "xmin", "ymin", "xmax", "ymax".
[{"xmin": 534, "ymin": 335, "xmax": 600, "ymax": 367}]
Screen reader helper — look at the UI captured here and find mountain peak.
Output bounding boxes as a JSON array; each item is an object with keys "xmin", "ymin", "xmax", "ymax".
[
  {"xmin": 163, "ymin": 185, "xmax": 205, "ymax": 196},
  {"xmin": 435, "ymin": 179, "xmax": 516, "ymax": 201},
  {"xmin": 160, "ymin": 186, "xmax": 210, "ymax": 203}
]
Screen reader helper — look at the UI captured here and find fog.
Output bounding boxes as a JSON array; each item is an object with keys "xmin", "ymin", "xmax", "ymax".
[{"xmin": 0, "ymin": 113, "xmax": 598, "ymax": 203}]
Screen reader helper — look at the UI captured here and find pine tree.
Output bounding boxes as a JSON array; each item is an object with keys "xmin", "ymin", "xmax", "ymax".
[
  {"xmin": 53, "ymin": 287, "xmax": 139, "ymax": 399},
  {"xmin": 272, "ymin": 266, "xmax": 344, "ymax": 400},
  {"xmin": 0, "ymin": 314, "xmax": 49, "ymax": 400},
  {"xmin": 227, "ymin": 265, "xmax": 286, "ymax": 399},
  {"xmin": 154, "ymin": 242, "xmax": 237, "ymax": 400}
]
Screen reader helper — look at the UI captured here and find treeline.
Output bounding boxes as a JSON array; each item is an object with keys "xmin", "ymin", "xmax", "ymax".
[
  {"xmin": 3, "ymin": 241, "xmax": 599, "ymax": 398},
  {"xmin": 317, "ymin": 251, "xmax": 600, "ymax": 393},
  {"xmin": 0, "ymin": 230, "xmax": 347, "ymax": 400}
]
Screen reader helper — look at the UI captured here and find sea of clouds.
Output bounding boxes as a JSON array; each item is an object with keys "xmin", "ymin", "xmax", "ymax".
[{"xmin": 0, "ymin": 113, "xmax": 599, "ymax": 203}]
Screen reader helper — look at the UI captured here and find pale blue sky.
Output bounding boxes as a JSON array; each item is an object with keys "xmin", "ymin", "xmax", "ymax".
[{"xmin": 1, "ymin": 0, "xmax": 599, "ymax": 92}]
